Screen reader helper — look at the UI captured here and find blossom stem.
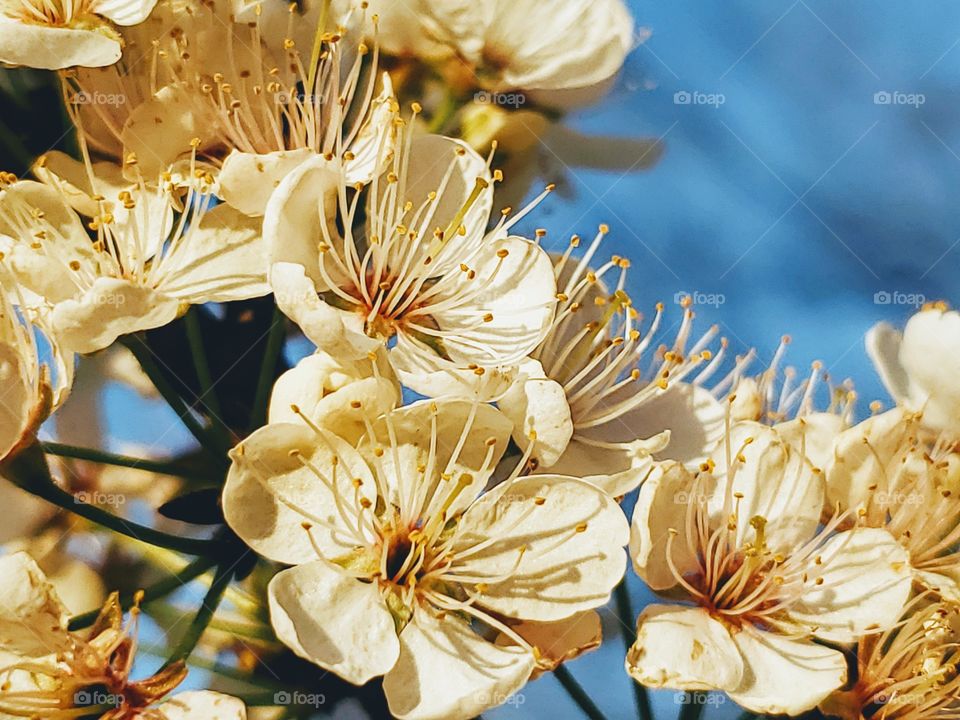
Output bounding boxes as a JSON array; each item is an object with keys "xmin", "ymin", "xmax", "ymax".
[
  {"xmin": 554, "ymin": 665, "xmax": 608, "ymax": 720},
  {"xmin": 40, "ymin": 441, "xmax": 201, "ymax": 481},
  {"xmin": 68, "ymin": 555, "xmax": 218, "ymax": 630},
  {"xmin": 250, "ymin": 307, "xmax": 286, "ymax": 429},
  {"xmin": 184, "ymin": 309, "xmax": 232, "ymax": 450},
  {"xmin": 614, "ymin": 580, "xmax": 653, "ymax": 720},
  {"xmin": 6, "ymin": 445, "xmax": 224, "ymax": 556},
  {"xmin": 121, "ymin": 334, "xmax": 231, "ymax": 462},
  {"xmin": 164, "ymin": 560, "xmax": 236, "ymax": 665}
]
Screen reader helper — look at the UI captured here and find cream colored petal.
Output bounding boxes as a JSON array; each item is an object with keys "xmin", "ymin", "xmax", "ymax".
[
  {"xmin": 383, "ymin": 608, "xmax": 534, "ymax": 720},
  {"xmin": 360, "ymin": 400, "xmax": 511, "ymax": 516},
  {"xmin": 268, "ymin": 561, "xmax": 399, "ymax": 685},
  {"xmin": 151, "ymin": 691, "xmax": 247, "ymax": 720},
  {"xmin": 343, "ymin": 73, "xmax": 397, "ymax": 185},
  {"xmin": 497, "ymin": 611, "xmax": 601, "ymax": 672},
  {"xmin": 0, "ymin": 342, "xmax": 35, "ymax": 460},
  {"xmin": 0, "ymin": 552, "xmax": 71, "ymax": 659},
  {"xmin": 94, "ymin": 0, "xmax": 159, "ymax": 25},
  {"xmin": 499, "ymin": 361, "xmax": 573, "ymax": 468},
  {"xmin": 625, "ymin": 605, "xmax": 743, "ymax": 692},
  {"xmin": 916, "ymin": 569, "xmax": 960, "ymax": 602},
  {"xmin": 224, "ymin": 422, "xmax": 375, "ymax": 564},
  {"xmin": 775, "ymin": 412, "xmax": 846, "ymax": 474},
  {"xmin": 0, "ymin": 19, "xmax": 120, "ymax": 69},
  {"xmin": 0, "ymin": 180, "xmax": 97, "ymax": 305},
  {"xmin": 388, "ymin": 339, "xmax": 518, "ymax": 400},
  {"xmin": 269, "ymin": 262, "xmax": 378, "ymax": 360},
  {"xmin": 539, "ymin": 432, "xmax": 668, "ymax": 497},
  {"xmin": 865, "ymin": 321, "xmax": 910, "ymax": 406},
  {"xmin": 898, "ymin": 308, "xmax": 960, "ymax": 433},
  {"xmin": 824, "ymin": 408, "xmax": 915, "ymax": 512},
  {"xmin": 268, "ymin": 350, "xmax": 399, "ymax": 443},
  {"xmin": 728, "ymin": 628, "xmax": 847, "ymax": 716},
  {"xmin": 430, "ymin": 236, "xmax": 557, "ymax": 366},
  {"xmin": 51, "ymin": 278, "xmax": 180, "ymax": 354},
  {"xmin": 155, "ymin": 204, "xmax": 269, "ymax": 303},
  {"xmin": 483, "ymin": 0, "xmax": 633, "ymax": 96},
  {"xmin": 629, "ymin": 462, "xmax": 702, "ymax": 591},
  {"xmin": 32, "ymin": 151, "xmax": 127, "ymax": 218},
  {"xmin": 263, "ymin": 155, "xmax": 343, "ymax": 287},
  {"xmin": 451, "ymin": 475, "xmax": 628, "ymax": 620},
  {"xmin": 708, "ymin": 422, "xmax": 823, "ymax": 554},
  {"xmin": 121, "ymin": 84, "xmax": 215, "ymax": 177},
  {"xmin": 218, "ymin": 149, "xmax": 316, "ymax": 217},
  {"xmin": 789, "ymin": 527, "xmax": 912, "ymax": 643}
]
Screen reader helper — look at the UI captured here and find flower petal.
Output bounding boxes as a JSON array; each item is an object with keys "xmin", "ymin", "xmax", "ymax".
[
  {"xmin": 343, "ymin": 73, "xmax": 398, "ymax": 185},
  {"xmin": 630, "ymin": 462, "xmax": 702, "ymax": 591},
  {"xmin": 268, "ymin": 561, "xmax": 399, "ymax": 685},
  {"xmin": 625, "ymin": 605, "xmax": 743, "ymax": 692},
  {"xmin": 218, "ymin": 149, "xmax": 315, "ymax": 217},
  {"xmin": 95, "ymin": 0, "xmax": 159, "ymax": 25},
  {"xmin": 0, "ymin": 552, "xmax": 71, "ymax": 659},
  {"xmin": 50, "ymin": 278, "xmax": 180, "ymax": 354},
  {"xmin": 865, "ymin": 320, "xmax": 911, "ymax": 406},
  {"xmin": 789, "ymin": 527, "xmax": 912, "ymax": 643},
  {"xmin": 224, "ymin": 422, "xmax": 375, "ymax": 564},
  {"xmin": 156, "ymin": 204, "xmax": 269, "ymax": 303},
  {"xmin": 897, "ymin": 308, "xmax": 960, "ymax": 433},
  {"xmin": 383, "ymin": 608, "xmax": 534, "ymax": 720},
  {"xmin": 451, "ymin": 475, "xmax": 628, "ymax": 620},
  {"xmin": 499, "ymin": 360, "xmax": 573, "ymax": 468},
  {"xmin": 497, "ymin": 611, "xmax": 601, "ymax": 672},
  {"xmin": 0, "ymin": 19, "xmax": 120, "ymax": 69},
  {"xmin": 728, "ymin": 627, "xmax": 847, "ymax": 716}
]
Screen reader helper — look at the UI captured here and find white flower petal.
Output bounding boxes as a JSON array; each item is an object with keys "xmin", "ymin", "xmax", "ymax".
[
  {"xmin": 95, "ymin": 0, "xmax": 158, "ymax": 25},
  {"xmin": 865, "ymin": 321, "xmax": 911, "ymax": 406},
  {"xmin": 789, "ymin": 527, "xmax": 912, "ymax": 643},
  {"xmin": 224, "ymin": 423, "xmax": 375, "ymax": 564},
  {"xmin": 156, "ymin": 203, "xmax": 269, "ymax": 303},
  {"xmin": 499, "ymin": 361, "xmax": 573, "ymax": 468},
  {"xmin": 430, "ymin": 235, "xmax": 557, "ymax": 366},
  {"xmin": 0, "ymin": 552, "xmax": 71, "ymax": 659},
  {"xmin": 50, "ymin": 278, "xmax": 180, "ymax": 354},
  {"xmin": 268, "ymin": 561, "xmax": 399, "ymax": 685},
  {"xmin": 268, "ymin": 350, "xmax": 399, "ymax": 443},
  {"xmin": 898, "ymin": 308, "xmax": 960, "ymax": 433},
  {"xmin": 629, "ymin": 462, "xmax": 702, "ymax": 591},
  {"xmin": 343, "ymin": 73, "xmax": 397, "ymax": 185},
  {"xmin": 218, "ymin": 149, "xmax": 315, "ymax": 217},
  {"xmin": 625, "ymin": 605, "xmax": 743, "ymax": 692},
  {"xmin": 538, "ymin": 433, "xmax": 668, "ymax": 497},
  {"xmin": 0, "ymin": 19, "xmax": 120, "ymax": 69},
  {"xmin": 388, "ymin": 339, "xmax": 518, "ymax": 400},
  {"xmin": 452, "ymin": 475, "xmax": 628, "ymax": 620},
  {"xmin": 775, "ymin": 412, "xmax": 846, "ymax": 473},
  {"xmin": 497, "ymin": 611, "xmax": 601, "ymax": 671},
  {"xmin": 728, "ymin": 627, "xmax": 847, "ymax": 716},
  {"xmin": 383, "ymin": 608, "xmax": 534, "ymax": 720}
]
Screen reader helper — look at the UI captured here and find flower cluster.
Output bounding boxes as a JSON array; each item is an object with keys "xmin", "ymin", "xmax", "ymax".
[{"xmin": 0, "ymin": 1, "xmax": 955, "ymax": 719}]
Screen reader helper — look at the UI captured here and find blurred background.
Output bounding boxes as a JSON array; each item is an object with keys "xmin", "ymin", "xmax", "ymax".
[{"xmin": 3, "ymin": 0, "xmax": 958, "ymax": 718}]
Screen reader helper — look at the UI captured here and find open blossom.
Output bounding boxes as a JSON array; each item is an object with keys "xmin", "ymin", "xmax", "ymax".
[
  {"xmin": 61, "ymin": 0, "xmax": 396, "ymax": 202},
  {"xmin": 0, "ymin": 552, "xmax": 245, "ymax": 719},
  {"xmin": 867, "ymin": 303, "xmax": 960, "ymax": 436},
  {"xmin": 499, "ymin": 229, "xmax": 727, "ymax": 495},
  {"xmin": 265, "ymin": 130, "xmax": 557, "ymax": 397},
  {"xmin": 368, "ymin": 0, "xmax": 635, "ymax": 106},
  {"xmin": 0, "ymin": 0, "xmax": 156, "ymax": 69},
  {"xmin": 626, "ymin": 418, "xmax": 912, "ymax": 715},
  {"xmin": 820, "ymin": 597, "xmax": 960, "ymax": 719},
  {"xmin": 223, "ymin": 399, "xmax": 628, "ymax": 720},
  {"xmin": 0, "ymin": 163, "xmax": 268, "ymax": 354},
  {"xmin": 824, "ymin": 407, "xmax": 960, "ymax": 600}
]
